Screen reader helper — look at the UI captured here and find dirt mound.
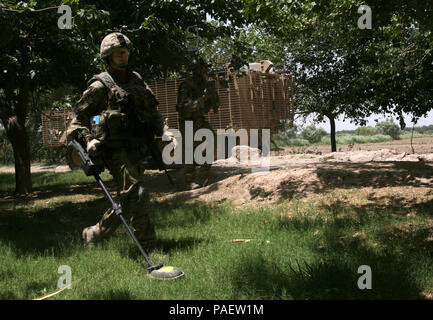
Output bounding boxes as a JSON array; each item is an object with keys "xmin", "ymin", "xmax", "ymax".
[
  {"xmin": 2, "ymin": 147, "xmax": 432, "ymax": 206},
  {"xmin": 161, "ymin": 149, "xmax": 433, "ymax": 205}
]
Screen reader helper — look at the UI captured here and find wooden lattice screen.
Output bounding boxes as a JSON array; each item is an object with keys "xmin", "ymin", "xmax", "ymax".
[
  {"xmin": 149, "ymin": 71, "xmax": 294, "ymax": 133},
  {"xmin": 41, "ymin": 109, "xmax": 74, "ymax": 149},
  {"xmin": 42, "ymin": 71, "xmax": 294, "ymax": 148}
]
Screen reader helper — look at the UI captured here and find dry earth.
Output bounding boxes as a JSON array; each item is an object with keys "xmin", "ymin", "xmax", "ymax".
[
  {"xmin": 1, "ymin": 138, "xmax": 433, "ymax": 206},
  {"xmin": 151, "ymin": 147, "xmax": 433, "ymax": 206},
  {"xmin": 143, "ymin": 137, "xmax": 433, "ymax": 205}
]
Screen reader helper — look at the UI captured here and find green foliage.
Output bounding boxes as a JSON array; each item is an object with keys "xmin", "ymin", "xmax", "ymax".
[
  {"xmin": 357, "ymin": 126, "xmax": 379, "ymax": 136},
  {"xmin": 376, "ymin": 120, "xmax": 401, "ymax": 140},
  {"xmin": 413, "ymin": 125, "xmax": 433, "ymax": 135},
  {"xmin": 301, "ymin": 125, "xmax": 328, "ymax": 144},
  {"xmin": 400, "ymin": 132, "xmax": 433, "ymax": 140},
  {"xmin": 321, "ymin": 134, "xmax": 393, "ymax": 145},
  {"xmin": 274, "ymin": 137, "xmax": 310, "ymax": 147},
  {"xmin": 244, "ymin": 0, "xmax": 433, "ymax": 130},
  {"xmin": 273, "ymin": 121, "xmax": 299, "ymax": 146}
]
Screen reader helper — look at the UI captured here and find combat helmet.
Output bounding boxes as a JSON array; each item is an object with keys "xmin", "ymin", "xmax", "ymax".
[
  {"xmin": 187, "ymin": 57, "xmax": 209, "ymax": 72},
  {"xmin": 100, "ymin": 32, "xmax": 133, "ymax": 59}
]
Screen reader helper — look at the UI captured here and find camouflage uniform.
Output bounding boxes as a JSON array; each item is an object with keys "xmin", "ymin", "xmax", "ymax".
[
  {"xmin": 67, "ymin": 33, "xmax": 164, "ymax": 246},
  {"xmin": 176, "ymin": 59, "xmax": 219, "ymax": 187}
]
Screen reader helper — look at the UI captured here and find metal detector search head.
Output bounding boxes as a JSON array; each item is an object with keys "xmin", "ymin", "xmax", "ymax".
[{"xmin": 148, "ymin": 264, "xmax": 185, "ymax": 280}]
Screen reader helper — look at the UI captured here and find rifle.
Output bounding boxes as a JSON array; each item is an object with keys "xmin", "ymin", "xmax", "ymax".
[{"xmin": 67, "ymin": 140, "xmax": 105, "ymax": 176}]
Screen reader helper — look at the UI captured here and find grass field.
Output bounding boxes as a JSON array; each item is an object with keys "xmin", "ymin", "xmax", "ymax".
[
  {"xmin": 275, "ymin": 133, "xmax": 433, "ymax": 148},
  {"xmin": 0, "ymin": 170, "xmax": 432, "ymax": 300}
]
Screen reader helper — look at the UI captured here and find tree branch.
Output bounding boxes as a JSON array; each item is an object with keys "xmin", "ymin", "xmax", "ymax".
[{"xmin": 0, "ymin": 6, "xmax": 59, "ymax": 13}]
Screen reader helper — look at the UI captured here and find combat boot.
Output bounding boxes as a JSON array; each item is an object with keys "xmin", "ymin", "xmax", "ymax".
[{"xmin": 82, "ymin": 224, "xmax": 103, "ymax": 245}]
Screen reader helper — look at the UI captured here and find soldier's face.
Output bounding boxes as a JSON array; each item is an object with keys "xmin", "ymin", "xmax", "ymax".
[
  {"xmin": 111, "ymin": 48, "xmax": 130, "ymax": 68},
  {"xmin": 193, "ymin": 66, "xmax": 207, "ymax": 80}
]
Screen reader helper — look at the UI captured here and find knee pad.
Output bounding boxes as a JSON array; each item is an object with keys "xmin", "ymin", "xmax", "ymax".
[{"xmin": 137, "ymin": 181, "xmax": 149, "ymax": 204}]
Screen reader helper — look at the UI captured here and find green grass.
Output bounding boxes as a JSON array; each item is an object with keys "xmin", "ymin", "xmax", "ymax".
[
  {"xmin": 0, "ymin": 169, "xmax": 112, "ymax": 193},
  {"xmin": 276, "ymin": 133, "xmax": 433, "ymax": 148},
  {"xmin": 320, "ymin": 134, "xmax": 393, "ymax": 146},
  {"xmin": 400, "ymin": 132, "xmax": 433, "ymax": 140},
  {"xmin": 0, "ymin": 172, "xmax": 432, "ymax": 299}
]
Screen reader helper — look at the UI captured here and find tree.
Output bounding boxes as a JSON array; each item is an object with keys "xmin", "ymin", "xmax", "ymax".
[
  {"xmin": 376, "ymin": 120, "xmax": 401, "ymax": 140},
  {"xmin": 0, "ymin": 0, "xmax": 248, "ymax": 194},
  {"xmin": 301, "ymin": 125, "xmax": 327, "ymax": 144},
  {"xmin": 0, "ymin": 1, "xmax": 110, "ymax": 194},
  {"xmin": 244, "ymin": 0, "xmax": 433, "ymax": 150},
  {"xmin": 357, "ymin": 126, "xmax": 378, "ymax": 136}
]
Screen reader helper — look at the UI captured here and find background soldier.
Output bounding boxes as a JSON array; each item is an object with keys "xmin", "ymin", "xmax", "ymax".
[
  {"xmin": 67, "ymin": 32, "xmax": 165, "ymax": 248},
  {"xmin": 176, "ymin": 57, "xmax": 220, "ymax": 190}
]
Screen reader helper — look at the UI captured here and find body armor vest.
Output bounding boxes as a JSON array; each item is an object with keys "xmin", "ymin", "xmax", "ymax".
[{"xmin": 88, "ymin": 71, "xmax": 149, "ymax": 144}]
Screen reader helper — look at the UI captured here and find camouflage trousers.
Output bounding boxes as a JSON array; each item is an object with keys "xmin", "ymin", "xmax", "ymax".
[
  {"xmin": 96, "ymin": 146, "xmax": 156, "ymax": 246},
  {"xmin": 179, "ymin": 118, "xmax": 216, "ymax": 183}
]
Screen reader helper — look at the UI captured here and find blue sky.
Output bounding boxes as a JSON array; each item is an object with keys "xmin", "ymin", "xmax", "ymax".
[{"xmin": 298, "ymin": 110, "xmax": 433, "ymax": 133}]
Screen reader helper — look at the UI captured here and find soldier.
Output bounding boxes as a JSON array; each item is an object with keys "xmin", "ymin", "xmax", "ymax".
[
  {"xmin": 176, "ymin": 57, "xmax": 220, "ymax": 190},
  {"xmin": 67, "ymin": 32, "xmax": 165, "ymax": 248}
]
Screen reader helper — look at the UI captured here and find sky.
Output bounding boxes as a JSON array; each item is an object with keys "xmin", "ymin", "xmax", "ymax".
[{"xmin": 297, "ymin": 110, "xmax": 433, "ymax": 133}]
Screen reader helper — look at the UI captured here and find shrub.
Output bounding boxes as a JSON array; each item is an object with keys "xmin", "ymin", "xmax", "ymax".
[
  {"xmin": 376, "ymin": 120, "xmax": 401, "ymax": 140},
  {"xmin": 301, "ymin": 125, "xmax": 328, "ymax": 144},
  {"xmin": 357, "ymin": 126, "xmax": 379, "ymax": 136}
]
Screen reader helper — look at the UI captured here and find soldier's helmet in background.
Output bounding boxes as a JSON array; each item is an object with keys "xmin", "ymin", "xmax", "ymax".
[
  {"xmin": 100, "ymin": 32, "xmax": 133, "ymax": 58},
  {"xmin": 188, "ymin": 57, "xmax": 209, "ymax": 73}
]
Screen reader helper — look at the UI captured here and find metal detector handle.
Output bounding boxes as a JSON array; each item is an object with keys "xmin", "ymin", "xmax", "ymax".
[{"xmin": 94, "ymin": 174, "xmax": 161, "ymax": 272}]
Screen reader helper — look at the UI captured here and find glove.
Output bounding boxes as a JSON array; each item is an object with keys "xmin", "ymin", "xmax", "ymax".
[{"xmin": 86, "ymin": 138, "xmax": 102, "ymax": 157}]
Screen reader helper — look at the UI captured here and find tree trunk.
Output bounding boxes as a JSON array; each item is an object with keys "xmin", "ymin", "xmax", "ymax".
[
  {"xmin": 328, "ymin": 115, "xmax": 337, "ymax": 152},
  {"xmin": 0, "ymin": 39, "xmax": 33, "ymax": 195},
  {"xmin": 4, "ymin": 116, "xmax": 32, "ymax": 194}
]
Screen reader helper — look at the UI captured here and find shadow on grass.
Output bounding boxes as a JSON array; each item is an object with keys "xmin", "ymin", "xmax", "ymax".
[
  {"xmin": 0, "ymin": 197, "xmax": 107, "ymax": 257},
  {"xmin": 0, "ymin": 171, "xmax": 115, "ymax": 200},
  {"xmin": 151, "ymin": 198, "xmax": 227, "ymax": 229},
  {"xmin": 123, "ymin": 237, "xmax": 204, "ymax": 261},
  {"xmin": 276, "ymin": 161, "xmax": 433, "ymax": 201},
  {"xmin": 230, "ymin": 196, "xmax": 433, "ymax": 299},
  {"xmin": 86, "ymin": 289, "xmax": 134, "ymax": 300},
  {"xmin": 0, "ymin": 291, "xmax": 19, "ymax": 300},
  {"xmin": 0, "ymin": 182, "xmax": 222, "ymax": 259},
  {"xmin": 230, "ymin": 245, "xmax": 424, "ymax": 299}
]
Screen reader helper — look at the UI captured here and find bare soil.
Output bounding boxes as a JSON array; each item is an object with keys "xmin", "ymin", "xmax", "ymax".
[
  {"xmin": 1, "ymin": 137, "xmax": 432, "ymax": 206},
  {"xmin": 280, "ymin": 137, "xmax": 433, "ymax": 155},
  {"xmin": 153, "ymin": 147, "xmax": 433, "ymax": 206}
]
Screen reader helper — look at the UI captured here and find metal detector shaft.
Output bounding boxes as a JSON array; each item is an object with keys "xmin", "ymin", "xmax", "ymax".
[{"xmin": 94, "ymin": 174, "xmax": 161, "ymax": 272}]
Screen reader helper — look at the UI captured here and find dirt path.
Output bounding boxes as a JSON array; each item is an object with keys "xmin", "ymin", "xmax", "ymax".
[
  {"xmin": 0, "ymin": 165, "xmax": 71, "ymax": 173},
  {"xmin": 2, "ymin": 139, "xmax": 432, "ymax": 206}
]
